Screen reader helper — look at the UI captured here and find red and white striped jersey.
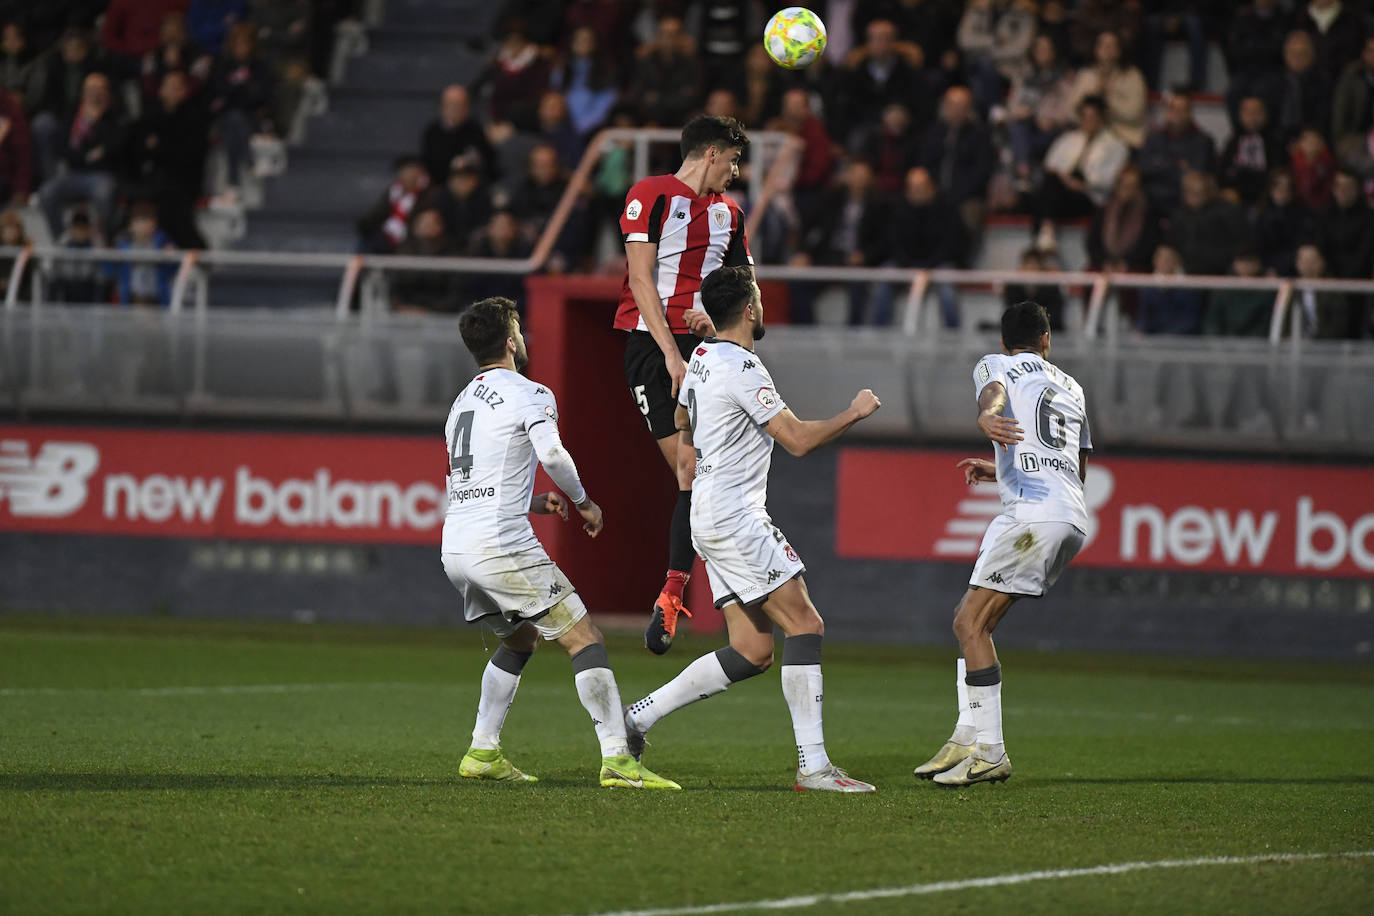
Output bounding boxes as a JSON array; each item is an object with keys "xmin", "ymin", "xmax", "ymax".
[{"xmin": 615, "ymin": 174, "xmax": 752, "ymax": 334}]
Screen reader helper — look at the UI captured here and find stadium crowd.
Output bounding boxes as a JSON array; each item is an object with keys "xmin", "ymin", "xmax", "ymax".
[
  {"xmin": 368, "ymin": 0, "xmax": 1374, "ymax": 339},
  {"xmin": 0, "ymin": 0, "xmax": 349, "ymax": 304}
]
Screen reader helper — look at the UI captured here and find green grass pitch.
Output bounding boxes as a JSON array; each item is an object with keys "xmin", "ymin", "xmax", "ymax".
[{"xmin": 2, "ymin": 614, "xmax": 1372, "ymax": 915}]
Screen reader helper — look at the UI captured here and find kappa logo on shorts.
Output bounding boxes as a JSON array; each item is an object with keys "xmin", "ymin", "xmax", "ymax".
[
  {"xmin": 767, "ymin": 569, "xmax": 784, "ymax": 583},
  {"xmin": 547, "ymin": 583, "xmax": 563, "ymax": 598},
  {"xmin": 985, "ymin": 571, "xmax": 1006, "ymax": 584}
]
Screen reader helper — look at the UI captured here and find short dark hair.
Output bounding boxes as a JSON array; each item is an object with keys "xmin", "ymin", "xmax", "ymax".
[
  {"xmin": 459, "ymin": 297, "xmax": 519, "ymax": 364},
  {"xmin": 680, "ymin": 115, "xmax": 749, "ymax": 160},
  {"xmin": 1001, "ymin": 301, "xmax": 1051, "ymax": 351},
  {"xmin": 699, "ymin": 265, "xmax": 754, "ymax": 329},
  {"xmin": 1077, "ymin": 94, "xmax": 1107, "ymax": 118}
]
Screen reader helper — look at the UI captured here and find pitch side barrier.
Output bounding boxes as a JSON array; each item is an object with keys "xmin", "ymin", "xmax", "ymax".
[{"xmin": 1, "ymin": 245, "xmax": 1372, "ymax": 454}]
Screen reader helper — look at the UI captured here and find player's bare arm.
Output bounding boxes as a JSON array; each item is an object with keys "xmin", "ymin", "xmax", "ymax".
[
  {"xmin": 764, "ymin": 389, "xmax": 881, "ymax": 458},
  {"xmin": 1079, "ymin": 449, "xmax": 1088, "ymax": 484},
  {"xmin": 674, "ymin": 403, "xmax": 697, "ymax": 480},
  {"xmin": 626, "ymin": 241, "xmax": 689, "ymax": 396},
  {"xmin": 976, "ymin": 381, "xmax": 1024, "ymax": 450},
  {"xmin": 530, "ymin": 492, "xmax": 569, "ymax": 518},
  {"xmin": 957, "ymin": 457, "xmax": 997, "ymax": 485},
  {"xmin": 574, "ymin": 496, "xmax": 603, "ymax": 538}
]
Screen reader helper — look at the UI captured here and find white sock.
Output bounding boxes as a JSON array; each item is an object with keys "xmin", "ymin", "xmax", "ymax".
[
  {"xmin": 952, "ymin": 657, "xmax": 975, "ymax": 745},
  {"xmin": 782, "ymin": 664, "xmax": 830, "ymax": 775},
  {"xmin": 626, "ymin": 651, "xmax": 732, "ymax": 733},
  {"xmin": 470, "ymin": 660, "xmax": 521, "ymax": 750},
  {"xmin": 574, "ymin": 667, "xmax": 630, "ymax": 758},
  {"xmin": 968, "ymin": 680, "xmax": 1005, "ymax": 759}
]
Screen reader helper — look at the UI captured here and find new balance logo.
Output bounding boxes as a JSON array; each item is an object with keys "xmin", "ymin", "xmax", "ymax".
[
  {"xmin": 0, "ymin": 440, "xmax": 99, "ymax": 518},
  {"xmin": 985, "ymin": 571, "xmax": 1006, "ymax": 584},
  {"xmin": 674, "ymin": 211, "xmax": 686, "ymax": 219},
  {"xmin": 767, "ymin": 569, "xmax": 784, "ymax": 582}
]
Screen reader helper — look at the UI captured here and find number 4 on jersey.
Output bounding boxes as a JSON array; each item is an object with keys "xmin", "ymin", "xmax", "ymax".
[{"xmin": 450, "ymin": 410, "xmax": 475, "ymax": 479}]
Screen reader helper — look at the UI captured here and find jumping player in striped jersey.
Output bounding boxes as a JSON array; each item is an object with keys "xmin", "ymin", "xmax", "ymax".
[{"xmin": 617, "ymin": 115, "xmax": 754, "ymax": 655}]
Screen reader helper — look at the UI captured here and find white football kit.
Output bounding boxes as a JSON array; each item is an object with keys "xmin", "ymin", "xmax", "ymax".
[
  {"xmin": 679, "ymin": 339, "xmax": 805, "ymax": 608},
  {"xmin": 441, "ymin": 367, "xmax": 587, "ymax": 639},
  {"xmin": 970, "ymin": 351, "xmax": 1092, "ymax": 597}
]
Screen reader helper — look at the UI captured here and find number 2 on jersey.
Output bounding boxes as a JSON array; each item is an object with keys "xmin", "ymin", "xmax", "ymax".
[{"xmin": 450, "ymin": 410, "xmax": 475, "ymax": 479}]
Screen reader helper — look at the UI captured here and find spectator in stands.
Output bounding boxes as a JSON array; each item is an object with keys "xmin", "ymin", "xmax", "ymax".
[
  {"xmin": 421, "ymin": 85, "xmax": 499, "ymax": 188},
  {"xmin": 774, "ymin": 88, "xmax": 835, "ymax": 207},
  {"xmin": 1225, "ymin": 0, "xmax": 1286, "ymax": 124},
  {"xmin": 1272, "ymin": 30, "xmax": 1329, "ymax": 143},
  {"xmin": 791, "ymin": 159, "xmax": 889, "ymax": 325},
  {"xmin": 1289, "ymin": 126, "xmax": 1335, "ymax": 211},
  {"xmin": 1317, "ymin": 170, "xmax": 1374, "ymax": 338},
  {"xmin": 1069, "ymin": 30, "xmax": 1147, "ymax": 148},
  {"xmin": 1291, "ymin": 0, "xmax": 1365, "ymax": 86},
  {"xmin": 920, "ymin": 85, "xmax": 994, "ymax": 238},
  {"xmin": 1253, "ymin": 168, "xmax": 1310, "ymax": 276},
  {"xmin": 1332, "ymin": 36, "xmax": 1374, "ymax": 149},
  {"xmin": 1168, "ymin": 170, "xmax": 1251, "ymax": 277},
  {"xmin": 431, "ymin": 161, "xmax": 493, "ymax": 253},
  {"xmin": 188, "ymin": 0, "xmax": 244, "ymax": 56},
  {"xmin": 0, "ymin": 82, "xmax": 32, "ymax": 206},
  {"xmin": 1218, "ymin": 96, "xmax": 1285, "ymax": 208},
  {"xmin": 855, "ymin": 0, "xmax": 960, "ymax": 68},
  {"xmin": 392, "ymin": 207, "xmax": 462, "ymax": 313},
  {"xmin": 1294, "ymin": 243, "xmax": 1348, "ymax": 339},
  {"xmin": 102, "ymin": 0, "xmax": 189, "ymax": 78},
  {"xmin": 50, "ymin": 209, "xmax": 108, "ymax": 303},
  {"xmin": 1002, "ymin": 247, "xmax": 1066, "ymax": 330},
  {"xmin": 210, "ymin": 22, "xmax": 276, "ymax": 190},
  {"xmin": 1143, "ymin": 2, "xmax": 1220, "ymax": 92},
  {"xmin": 1005, "ymin": 33, "xmax": 1076, "ymax": 190},
  {"xmin": 356, "ymin": 155, "xmax": 429, "ymax": 254},
  {"xmin": 1204, "ymin": 249, "xmax": 1272, "ymax": 337},
  {"xmin": 480, "ymin": 19, "xmax": 552, "ymax": 131},
  {"xmin": 1032, "ymin": 95, "xmax": 1128, "ymax": 252},
  {"xmin": 549, "ymin": 25, "xmax": 618, "ymax": 138},
  {"xmin": 533, "ymin": 90, "xmax": 582, "ymax": 170},
  {"xmin": 1035, "ymin": 1, "xmax": 1074, "ymax": 62},
  {"xmin": 0, "ymin": 206, "xmax": 28, "ymax": 298},
  {"xmin": 703, "ymin": 88, "xmax": 740, "ymax": 120},
  {"xmin": 1086, "ymin": 163, "xmax": 1157, "ymax": 273},
  {"xmin": 251, "ymin": 0, "xmax": 311, "ymax": 72},
  {"xmin": 1137, "ymin": 243, "xmax": 1203, "ymax": 334},
  {"xmin": 1336, "ymin": 123, "xmax": 1374, "ymax": 183},
  {"xmin": 561, "ymin": 0, "xmax": 630, "ymax": 66},
  {"xmin": 740, "ymin": 44, "xmax": 788, "ymax": 129},
  {"xmin": 689, "ymin": 0, "xmax": 754, "ymax": 97},
  {"xmin": 957, "ymin": 0, "xmax": 1037, "ymax": 116},
  {"xmin": 509, "ymin": 141, "xmax": 585, "ymax": 269},
  {"xmin": 1138, "ymin": 91, "xmax": 1216, "ymax": 216},
  {"xmin": 38, "ymin": 72, "xmax": 124, "ymax": 237},
  {"xmin": 630, "ymin": 15, "xmax": 701, "ymax": 128},
  {"xmin": 128, "ymin": 70, "xmax": 208, "ymax": 249},
  {"xmin": 1069, "ymin": 1, "xmax": 1143, "ymax": 69},
  {"xmin": 32, "ymin": 29, "xmax": 102, "ymax": 183},
  {"xmin": 0, "ymin": 22, "xmax": 44, "ymax": 115},
  {"xmin": 111, "ymin": 201, "xmax": 176, "ymax": 307},
  {"xmin": 886, "ymin": 166, "xmax": 967, "ymax": 326},
  {"xmin": 837, "ymin": 19, "xmax": 925, "ymax": 147},
  {"xmin": 859, "ymin": 101, "xmax": 921, "ymax": 195},
  {"xmin": 140, "ymin": 11, "xmax": 213, "ymax": 101},
  {"xmin": 465, "ymin": 209, "xmax": 530, "ymax": 304}
]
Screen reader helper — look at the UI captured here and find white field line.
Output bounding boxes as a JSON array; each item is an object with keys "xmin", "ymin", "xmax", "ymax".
[
  {"xmin": 569, "ymin": 850, "xmax": 1374, "ymax": 916},
  {"xmin": 0, "ymin": 681, "xmax": 436, "ymax": 697}
]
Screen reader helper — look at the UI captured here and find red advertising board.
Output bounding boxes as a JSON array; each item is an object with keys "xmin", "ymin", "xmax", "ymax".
[
  {"xmin": 0, "ymin": 425, "xmax": 447, "ymax": 544},
  {"xmin": 837, "ymin": 448, "xmax": 1374, "ymax": 578}
]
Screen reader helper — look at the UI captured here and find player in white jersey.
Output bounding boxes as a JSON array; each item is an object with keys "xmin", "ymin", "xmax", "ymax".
[
  {"xmin": 443, "ymin": 297, "xmax": 679, "ymax": 790},
  {"xmin": 915, "ymin": 301, "xmax": 1092, "ymax": 786},
  {"xmin": 622, "ymin": 266, "xmax": 884, "ymax": 792}
]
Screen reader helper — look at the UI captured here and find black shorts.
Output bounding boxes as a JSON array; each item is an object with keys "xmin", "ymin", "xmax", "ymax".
[{"xmin": 623, "ymin": 330, "xmax": 701, "ymax": 440}]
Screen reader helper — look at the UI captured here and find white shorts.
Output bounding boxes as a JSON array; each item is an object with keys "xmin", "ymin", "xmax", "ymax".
[
  {"xmin": 969, "ymin": 516, "xmax": 1085, "ymax": 598},
  {"xmin": 442, "ymin": 546, "xmax": 586, "ymax": 641},
  {"xmin": 694, "ymin": 513, "xmax": 806, "ymax": 609}
]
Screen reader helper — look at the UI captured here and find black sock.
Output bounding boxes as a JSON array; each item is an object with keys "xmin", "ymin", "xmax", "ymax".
[{"xmin": 668, "ymin": 489, "xmax": 693, "ymax": 573}]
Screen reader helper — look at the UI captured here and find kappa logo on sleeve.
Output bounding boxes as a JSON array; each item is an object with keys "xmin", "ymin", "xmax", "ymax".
[
  {"xmin": 625, "ymin": 199, "xmax": 642, "ymax": 221},
  {"xmin": 756, "ymin": 388, "xmax": 777, "ymax": 410}
]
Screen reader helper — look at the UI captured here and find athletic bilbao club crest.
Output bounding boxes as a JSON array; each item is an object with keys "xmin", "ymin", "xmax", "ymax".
[{"xmin": 712, "ymin": 208, "xmax": 729, "ymax": 229}]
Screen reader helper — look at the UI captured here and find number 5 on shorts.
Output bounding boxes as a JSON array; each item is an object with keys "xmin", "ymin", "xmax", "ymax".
[{"xmin": 634, "ymin": 384, "xmax": 651, "ymax": 429}]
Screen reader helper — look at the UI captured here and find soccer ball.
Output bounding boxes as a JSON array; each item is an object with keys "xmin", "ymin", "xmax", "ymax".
[{"xmin": 763, "ymin": 7, "xmax": 827, "ymax": 70}]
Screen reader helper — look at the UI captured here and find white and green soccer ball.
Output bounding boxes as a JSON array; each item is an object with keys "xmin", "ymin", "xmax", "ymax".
[{"xmin": 763, "ymin": 7, "xmax": 828, "ymax": 70}]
